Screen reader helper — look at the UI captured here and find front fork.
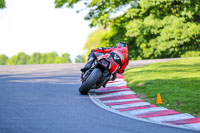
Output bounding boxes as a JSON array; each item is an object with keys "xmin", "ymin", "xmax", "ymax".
[
  {"xmin": 97, "ymin": 70, "xmax": 111, "ymax": 88},
  {"xmin": 81, "ymin": 61, "xmax": 97, "ymax": 82},
  {"xmin": 81, "ymin": 60, "xmax": 111, "ymax": 88}
]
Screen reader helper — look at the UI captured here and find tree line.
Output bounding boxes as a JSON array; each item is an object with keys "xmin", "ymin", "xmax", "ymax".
[
  {"xmin": 55, "ymin": 0, "xmax": 200, "ymax": 60},
  {"xmin": 0, "ymin": 0, "xmax": 5, "ymax": 8},
  {"xmin": 0, "ymin": 52, "xmax": 85, "ymax": 65},
  {"xmin": 2, "ymin": 0, "xmax": 200, "ymax": 60}
]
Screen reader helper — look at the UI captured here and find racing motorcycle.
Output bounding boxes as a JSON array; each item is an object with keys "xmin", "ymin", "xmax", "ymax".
[{"xmin": 79, "ymin": 52, "xmax": 119, "ymax": 95}]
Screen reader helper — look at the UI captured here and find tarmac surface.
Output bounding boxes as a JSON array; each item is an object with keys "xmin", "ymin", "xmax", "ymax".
[{"xmin": 0, "ymin": 59, "xmax": 198, "ymax": 133}]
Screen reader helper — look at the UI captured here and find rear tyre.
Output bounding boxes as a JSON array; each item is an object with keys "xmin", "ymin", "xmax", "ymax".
[{"xmin": 79, "ymin": 68, "xmax": 102, "ymax": 95}]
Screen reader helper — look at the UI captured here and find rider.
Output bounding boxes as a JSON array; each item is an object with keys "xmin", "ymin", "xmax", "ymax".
[{"xmin": 81, "ymin": 42, "xmax": 129, "ymax": 80}]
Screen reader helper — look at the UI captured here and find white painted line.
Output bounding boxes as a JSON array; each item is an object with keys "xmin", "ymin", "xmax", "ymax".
[
  {"xmin": 148, "ymin": 113, "xmax": 194, "ymax": 122},
  {"xmin": 123, "ymin": 107, "xmax": 168, "ymax": 115},
  {"xmin": 88, "ymin": 73, "xmax": 200, "ymax": 131},
  {"xmin": 102, "ymin": 98, "xmax": 141, "ymax": 103},
  {"xmin": 96, "ymin": 91, "xmax": 136, "ymax": 98},
  {"xmin": 108, "ymin": 81, "xmax": 126, "ymax": 85},
  {"xmin": 111, "ymin": 102, "xmax": 151, "ymax": 109},
  {"xmin": 89, "ymin": 92, "xmax": 200, "ymax": 132},
  {"xmin": 95, "ymin": 88, "xmax": 129, "ymax": 93},
  {"xmin": 114, "ymin": 79, "xmax": 125, "ymax": 81},
  {"xmin": 183, "ymin": 123, "xmax": 200, "ymax": 130},
  {"xmin": 106, "ymin": 82, "xmax": 127, "ymax": 87}
]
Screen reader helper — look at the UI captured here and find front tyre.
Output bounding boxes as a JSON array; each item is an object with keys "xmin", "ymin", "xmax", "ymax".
[{"xmin": 79, "ymin": 68, "xmax": 102, "ymax": 95}]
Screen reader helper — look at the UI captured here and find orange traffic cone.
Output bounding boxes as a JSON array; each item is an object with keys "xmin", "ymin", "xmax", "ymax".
[{"xmin": 156, "ymin": 93, "xmax": 162, "ymax": 104}]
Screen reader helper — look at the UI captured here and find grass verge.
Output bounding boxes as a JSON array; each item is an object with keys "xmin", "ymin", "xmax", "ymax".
[{"xmin": 124, "ymin": 57, "xmax": 200, "ymax": 117}]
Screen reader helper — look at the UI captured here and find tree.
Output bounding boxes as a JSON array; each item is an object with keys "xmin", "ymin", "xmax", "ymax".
[
  {"xmin": 0, "ymin": 52, "xmax": 72, "ymax": 65},
  {"xmin": 8, "ymin": 52, "xmax": 30, "ymax": 65},
  {"xmin": 55, "ymin": 53, "xmax": 72, "ymax": 63},
  {"xmin": 46, "ymin": 52, "xmax": 58, "ymax": 64},
  {"xmin": 56, "ymin": 0, "xmax": 200, "ymax": 59},
  {"xmin": 40, "ymin": 53, "xmax": 48, "ymax": 64},
  {"xmin": 29, "ymin": 52, "xmax": 41, "ymax": 64},
  {"xmin": 55, "ymin": 0, "xmax": 132, "ymax": 27},
  {"xmin": 0, "ymin": 54, "xmax": 8, "ymax": 65},
  {"xmin": 84, "ymin": 27, "xmax": 108, "ymax": 56},
  {"xmin": 0, "ymin": 0, "xmax": 6, "ymax": 8},
  {"xmin": 122, "ymin": 0, "xmax": 200, "ymax": 59},
  {"xmin": 61, "ymin": 53, "xmax": 72, "ymax": 63},
  {"xmin": 75, "ymin": 54, "xmax": 85, "ymax": 63}
]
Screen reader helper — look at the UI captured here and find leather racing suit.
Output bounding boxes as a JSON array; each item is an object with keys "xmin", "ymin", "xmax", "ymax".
[
  {"xmin": 82, "ymin": 46, "xmax": 129, "ymax": 79},
  {"xmin": 92, "ymin": 46, "xmax": 129, "ymax": 75}
]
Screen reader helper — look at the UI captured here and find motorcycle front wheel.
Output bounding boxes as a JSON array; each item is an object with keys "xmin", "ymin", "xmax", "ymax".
[{"xmin": 79, "ymin": 68, "xmax": 102, "ymax": 95}]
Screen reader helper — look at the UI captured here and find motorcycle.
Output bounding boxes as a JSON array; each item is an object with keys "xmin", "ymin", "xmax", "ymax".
[{"xmin": 79, "ymin": 52, "xmax": 119, "ymax": 95}]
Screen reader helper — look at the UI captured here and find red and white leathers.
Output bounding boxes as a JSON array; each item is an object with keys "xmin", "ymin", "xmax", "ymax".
[{"xmin": 93, "ymin": 46, "xmax": 129, "ymax": 75}]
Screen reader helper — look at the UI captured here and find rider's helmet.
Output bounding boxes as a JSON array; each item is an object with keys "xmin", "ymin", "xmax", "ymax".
[{"xmin": 116, "ymin": 42, "xmax": 127, "ymax": 48}]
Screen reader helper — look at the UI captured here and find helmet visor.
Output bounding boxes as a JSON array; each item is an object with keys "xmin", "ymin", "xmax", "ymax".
[{"xmin": 117, "ymin": 42, "xmax": 127, "ymax": 47}]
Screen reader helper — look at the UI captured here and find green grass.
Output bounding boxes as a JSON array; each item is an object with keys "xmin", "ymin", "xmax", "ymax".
[{"xmin": 124, "ymin": 57, "xmax": 200, "ymax": 117}]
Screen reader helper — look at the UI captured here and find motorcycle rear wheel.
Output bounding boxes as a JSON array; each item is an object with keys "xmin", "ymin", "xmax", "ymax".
[{"xmin": 79, "ymin": 68, "xmax": 102, "ymax": 95}]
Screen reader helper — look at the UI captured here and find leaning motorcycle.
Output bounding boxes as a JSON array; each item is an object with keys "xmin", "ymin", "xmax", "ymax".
[{"xmin": 79, "ymin": 52, "xmax": 118, "ymax": 95}]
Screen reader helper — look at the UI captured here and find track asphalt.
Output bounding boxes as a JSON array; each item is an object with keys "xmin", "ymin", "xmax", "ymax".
[{"xmin": 0, "ymin": 59, "xmax": 199, "ymax": 133}]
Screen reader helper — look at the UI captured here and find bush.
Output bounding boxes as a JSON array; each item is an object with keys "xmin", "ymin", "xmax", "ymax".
[{"xmin": 181, "ymin": 51, "xmax": 200, "ymax": 58}]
